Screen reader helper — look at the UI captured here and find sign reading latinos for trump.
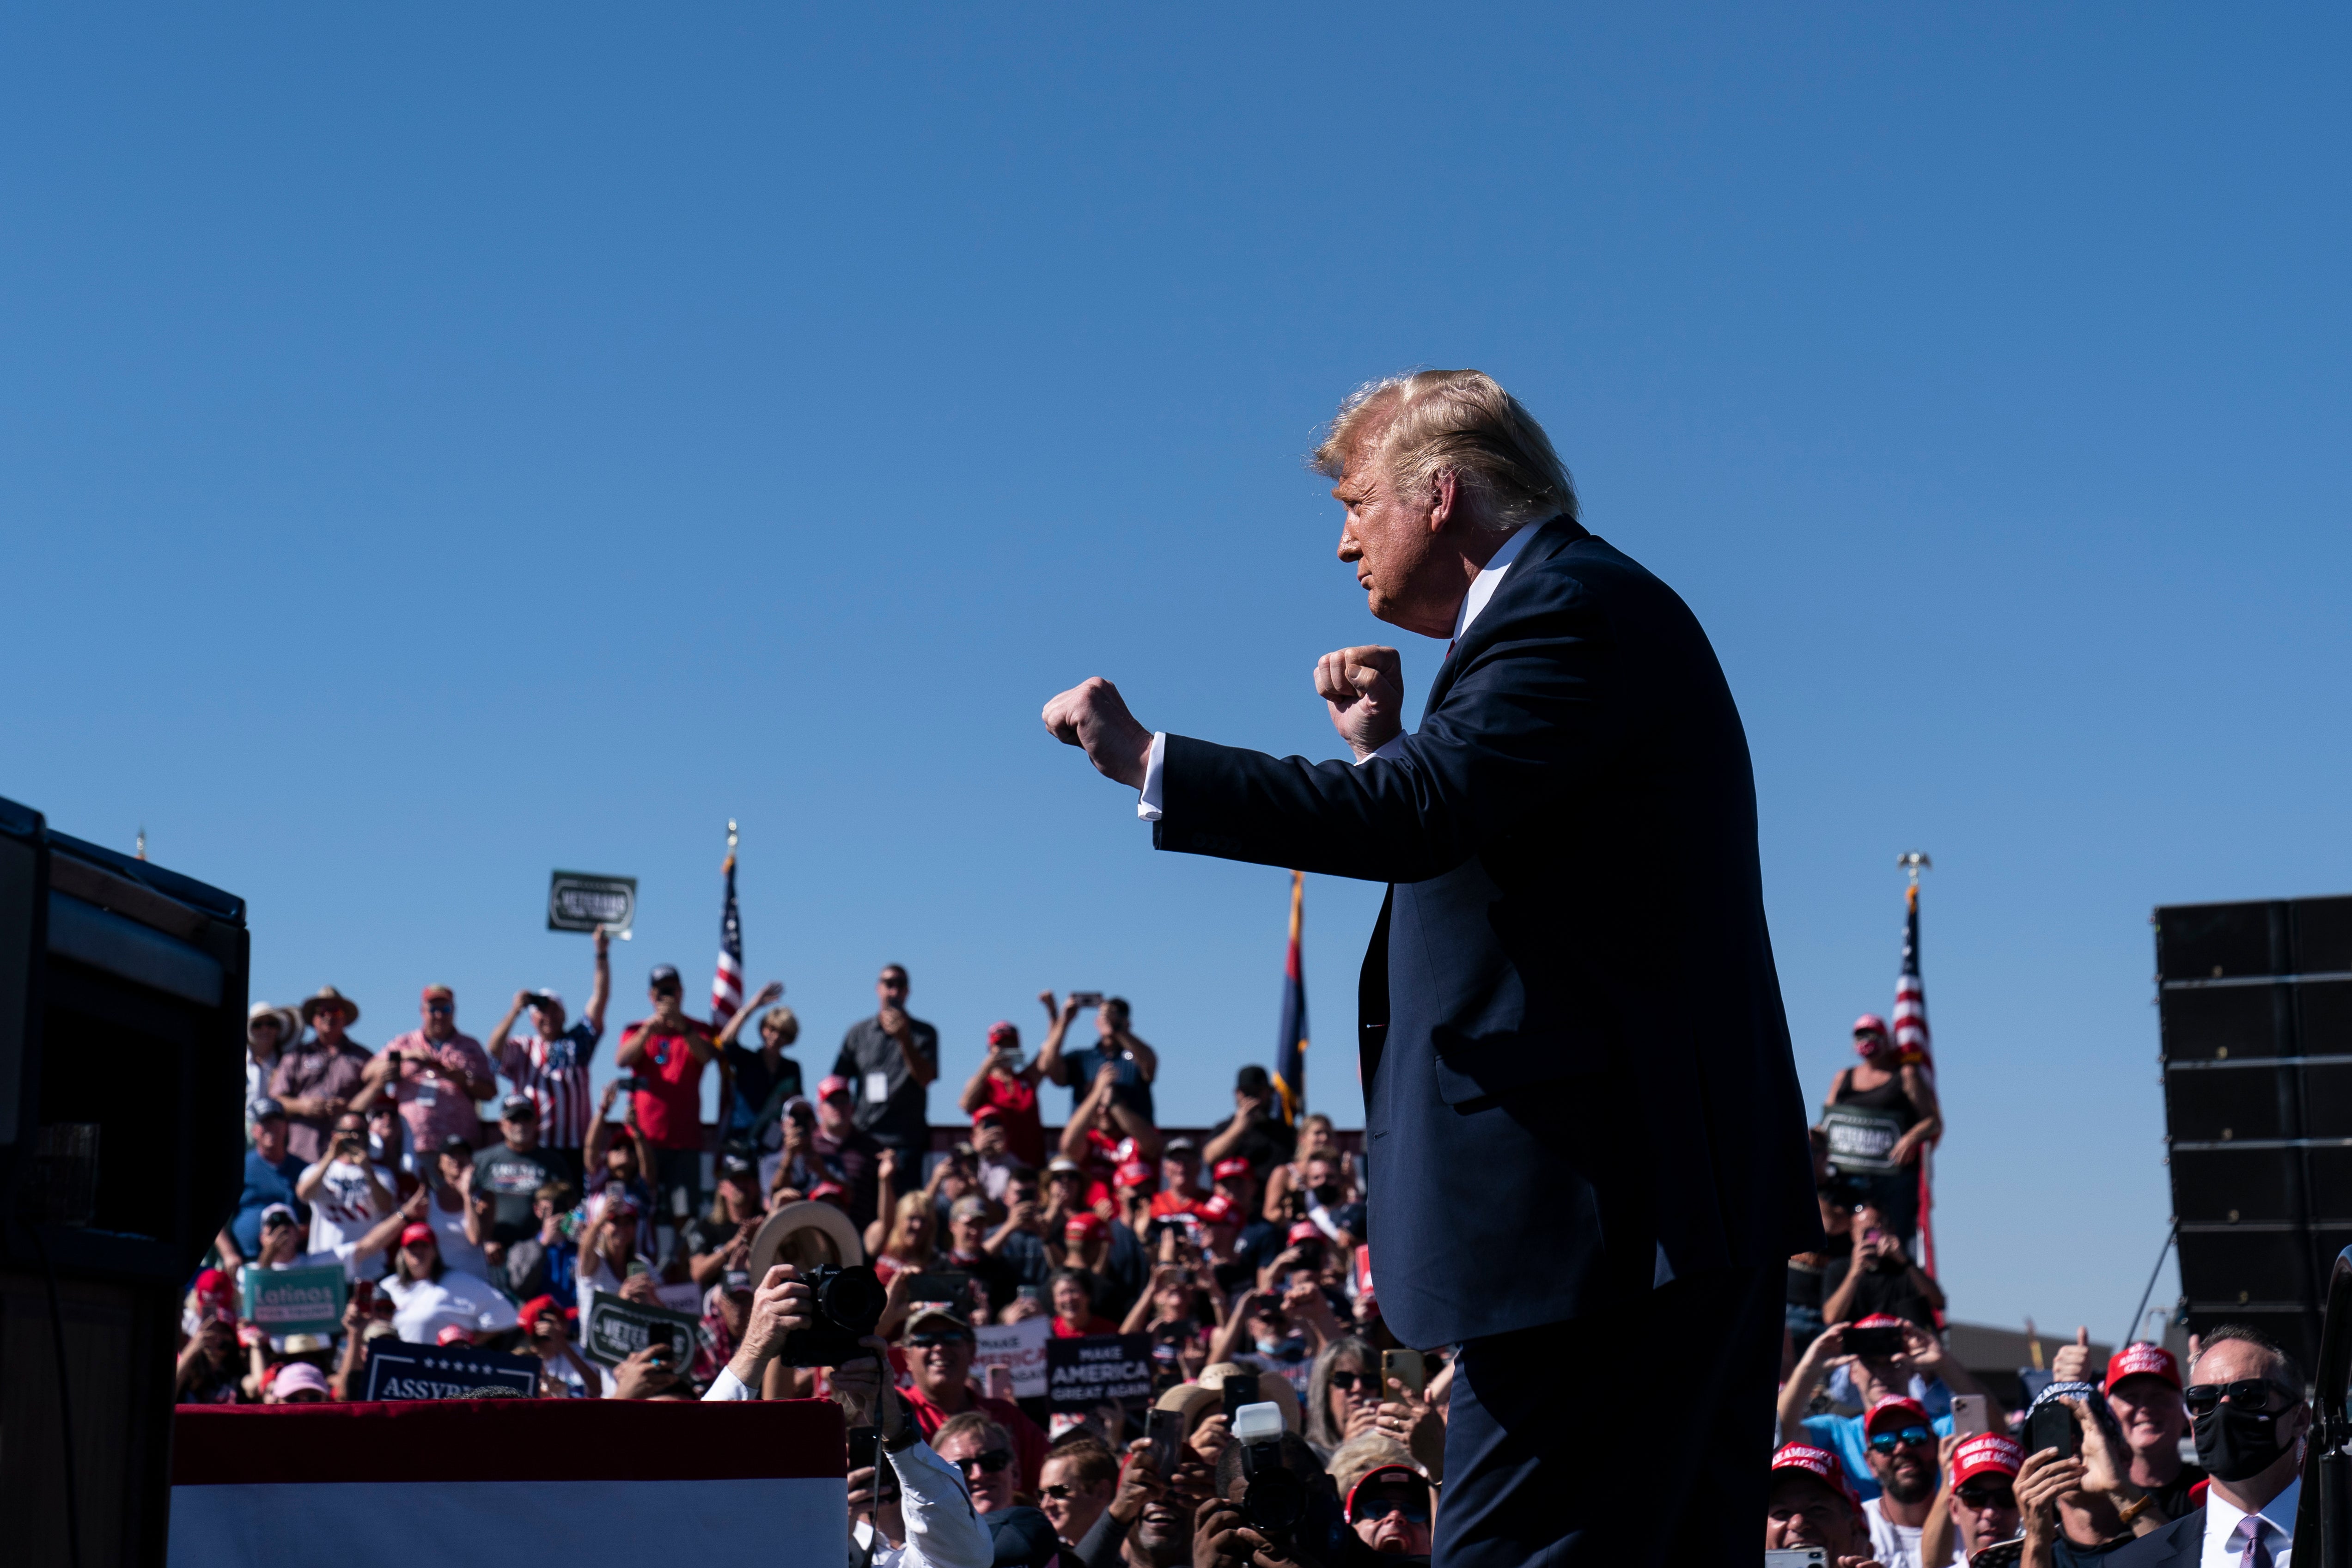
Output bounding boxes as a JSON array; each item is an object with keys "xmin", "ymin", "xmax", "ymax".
[
  {"xmin": 1821, "ymin": 1104, "xmax": 1904, "ymax": 1175},
  {"xmin": 171, "ymin": 1397, "xmax": 846, "ymax": 1567},
  {"xmin": 363, "ymin": 1340, "xmax": 541, "ymax": 1401},
  {"xmin": 238, "ymin": 1264, "xmax": 346, "ymax": 1339},
  {"xmin": 547, "ymin": 870, "xmax": 636, "ymax": 934},
  {"xmin": 582, "ymin": 1287, "xmax": 701, "ymax": 1368},
  {"xmin": 975, "ymin": 1315, "xmax": 1052, "ymax": 1399},
  {"xmin": 1044, "ymin": 1333, "xmax": 1153, "ymax": 1413}
]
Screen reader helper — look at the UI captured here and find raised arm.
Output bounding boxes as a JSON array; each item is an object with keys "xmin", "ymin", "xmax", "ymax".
[
  {"xmin": 487, "ymin": 992, "xmax": 530, "ymax": 1063},
  {"xmin": 583, "ymin": 924, "xmax": 613, "ymax": 1035},
  {"xmin": 1113, "ymin": 1026, "xmax": 1158, "ymax": 1086},
  {"xmin": 717, "ymin": 982, "xmax": 785, "ymax": 1053},
  {"xmin": 1035, "ymin": 993, "xmax": 1080, "ymax": 1087},
  {"xmin": 1773, "ymin": 1321, "xmax": 1846, "ymax": 1443}
]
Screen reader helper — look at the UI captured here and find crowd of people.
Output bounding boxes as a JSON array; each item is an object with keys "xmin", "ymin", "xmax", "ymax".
[{"xmin": 193, "ymin": 960, "xmax": 2302, "ymax": 1568}]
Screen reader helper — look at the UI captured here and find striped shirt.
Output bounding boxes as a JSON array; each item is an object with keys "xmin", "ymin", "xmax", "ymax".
[{"xmin": 496, "ymin": 1020, "xmax": 603, "ymax": 1149}]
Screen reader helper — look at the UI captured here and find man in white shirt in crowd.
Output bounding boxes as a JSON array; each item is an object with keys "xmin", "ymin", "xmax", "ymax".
[
  {"xmin": 702, "ymin": 1266, "xmax": 991, "ymax": 1568},
  {"xmin": 1859, "ymin": 1397, "xmax": 1940, "ymax": 1567},
  {"xmin": 295, "ymin": 1111, "xmax": 398, "ymax": 1280}
]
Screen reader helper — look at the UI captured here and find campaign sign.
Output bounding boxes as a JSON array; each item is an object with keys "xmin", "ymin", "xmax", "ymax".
[
  {"xmin": 582, "ymin": 1288, "xmax": 701, "ymax": 1368},
  {"xmin": 238, "ymin": 1264, "xmax": 346, "ymax": 1339},
  {"xmin": 975, "ymin": 1315, "xmax": 1052, "ymax": 1399},
  {"xmin": 1821, "ymin": 1104, "xmax": 1904, "ymax": 1175},
  {"xmin": 548, "ymin": 871, "xmax": 636, "ymax": 934},
  {"xmin": 363, "ymin": 1339, "xmax": 540, "ymax": 1400},
  {"xmin": 1044, "ymin": 1333, "xmax": 1152, "ymax": 1412}
]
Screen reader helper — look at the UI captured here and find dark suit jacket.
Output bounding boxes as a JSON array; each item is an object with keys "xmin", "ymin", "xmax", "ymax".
[
  {"xmin": 1153, "ymin": 516, "xmax": 1822, "ymax": 1346},
  {"xmin": 2106, "ymin": 1507, "xmax": 2203, "ymax": 1565}
]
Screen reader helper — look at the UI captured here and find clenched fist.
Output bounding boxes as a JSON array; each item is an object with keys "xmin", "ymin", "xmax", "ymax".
[
  {"xmin": 1042, "ymin": 677, "xmax": 1155, "ymax": 789},
  {"xmin": 1315, "ymin": 646, "xmax": 1405, "ymax": 760}
]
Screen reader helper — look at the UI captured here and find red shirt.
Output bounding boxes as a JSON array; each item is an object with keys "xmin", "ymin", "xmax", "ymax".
[
  {"xmin": 1149, "ymin": 1188, "xmax": 1202, "ymax": 1219},
  {"xmin": 622, "ymin": 1019, "xmax": 714, "ymax": 1150},
  {"xmin": 977, "ymin": 1072, "xmax": 1047, "ymax": 1171},
  {"xmin": 900, "ymin": 1379, "xmax": 1050, "ymax": 1491}
]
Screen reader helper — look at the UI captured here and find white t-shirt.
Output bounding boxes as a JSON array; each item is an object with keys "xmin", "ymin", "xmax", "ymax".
[
  {"xmin": 1864, "ymin": 1496, "xmax": 1938, "ymax": 1568},
  {"xmin": 383, "ymin": 1268, "xmax": 520, "ymax": 1344},
  {"xmin": 424, "ymin": 1191, "xmax": 491, "ymax": 1281},
  {"xmin": 303, "ymin": 1158, "xmax": 399, "ymax": 1279}
]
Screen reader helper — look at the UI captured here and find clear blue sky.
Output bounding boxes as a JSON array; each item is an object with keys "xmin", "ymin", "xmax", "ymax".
[{"xmin": 3, "ymin": 7, "xmax": 2346, "ymax": 1345}]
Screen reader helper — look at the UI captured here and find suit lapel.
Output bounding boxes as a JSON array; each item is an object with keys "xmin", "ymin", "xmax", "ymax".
[{"xmin": 1420, "ymin": 514, "xmax": 1589, "ymax": 717}]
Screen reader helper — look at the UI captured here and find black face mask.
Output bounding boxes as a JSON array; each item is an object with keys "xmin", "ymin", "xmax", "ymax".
[
  {"xmin": 1311, "ymin": 1182, "xmax": 1344, "ymax": 1208},
  {"xmin": 2194, "ymin": 1399, "xmax": 2292, "ymax": 1482}
]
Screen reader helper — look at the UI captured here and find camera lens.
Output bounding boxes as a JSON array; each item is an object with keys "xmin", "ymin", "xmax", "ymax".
[{"xmin": 819, "ymin": 1265, "xmax": 888, "ymax": 1336}]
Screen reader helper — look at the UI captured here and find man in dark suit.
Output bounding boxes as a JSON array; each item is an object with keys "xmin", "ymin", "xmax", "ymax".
[
  {"xmin": 2106, "ymin": 1326, "xmax": 2309, "ymax": 1567},
  {"xmin": 1042, "ymin": 369, "xmax": 1821, "ymax": 1565}
]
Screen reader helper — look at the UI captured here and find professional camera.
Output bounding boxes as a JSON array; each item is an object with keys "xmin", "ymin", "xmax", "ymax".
[
  {"xmin": 780, "ymin": 1263, "xmax": 887, "ymax": 1367},
  {"xmin": 1233, "ymin": 1402, "xmax": 1308, "ymax": 1552}
]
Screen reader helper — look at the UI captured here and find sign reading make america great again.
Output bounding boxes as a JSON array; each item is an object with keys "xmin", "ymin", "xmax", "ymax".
[{"xmin": 1044, "ymin": 1333, "xmax": 1153, "ymax": 1412}]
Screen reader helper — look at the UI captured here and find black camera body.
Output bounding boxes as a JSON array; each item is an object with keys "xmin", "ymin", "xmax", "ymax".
[
  {"xmin": 780, "ymin": 1263, "xmax": 887, "ymax": 1367},
  {"xmin": 1239, "ymin": 1437, "xmax": 1308, "ymax": 1553}
]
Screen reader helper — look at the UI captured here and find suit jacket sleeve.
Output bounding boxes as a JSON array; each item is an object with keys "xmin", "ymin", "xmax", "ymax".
[{"xmin": 1152, "ymin": 577, "xmax": 1623, "ymax": 883}]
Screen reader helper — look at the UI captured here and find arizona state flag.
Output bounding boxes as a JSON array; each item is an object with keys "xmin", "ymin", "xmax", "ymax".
[{"xmin": 1272, "ymin": 870, "xmax": 1306, "ymax": 1125}]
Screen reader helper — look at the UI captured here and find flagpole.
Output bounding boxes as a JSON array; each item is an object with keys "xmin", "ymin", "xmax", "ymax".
[{"xmin": 1896, "ymin": 851, "xmax": 1936, "ymax": 1282}]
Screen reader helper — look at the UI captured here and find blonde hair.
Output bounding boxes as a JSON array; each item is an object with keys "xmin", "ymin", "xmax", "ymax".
[
  {"xmin": 1311, "ymin": 369, "xmax": 1575, "ymax": 532},
  {"xmin": 881, "ymin": 1191, "xmax": 935, "ymax": 1267}
]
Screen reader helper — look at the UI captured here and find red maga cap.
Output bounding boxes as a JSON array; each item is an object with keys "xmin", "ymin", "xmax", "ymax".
[
  {"xmin": 1950, "ymin": 1434, "xmax": 2026, "ymax": 1486},
  {"xmin": 1286, "ymin": 1220, "xmax": 1323, "ymax": 1245},
  {"xmin": 816, "ymin": 1075, "xmax": 853, "ymax": 1101},
  {"xmin": 1212, "ymin": 1158, "xmax": 1252, "ymax": 1182},
  {"xmin": 987, "ymin": 1021, "xmax": 1018, "ymax": 1046},
  {"xmin": 971, "ymin": 1104, "xmax": 1004, "ymax": 1124},
  {"xmin": 1852, "ymin": 1313, "xmax": 1909, "ymax": 1332},
  {"xmin": 399, "ymin": 1222, "xmax": 434, "ymax": 1248},
  {"xmin": 1115, "ymin": 1160, "xmax": 1153, "ymax": 1189},
  {"xmin": 1769, "ymin": 1444, "xmax": 1859, "ymax": 1509},
  {"xmin": 2105, "ymin": 1342, "xmax": 2182, "ymax": 1394},
  {"xmin": 1864, "ymin": 1396, "xmax": 1931, "ymax": 1435},
  {"xmin": 1196, "ymin": 1194, "xmax": 1238, "ymax": 1225},
  {"xmin": 1064, "ymin": 1212, "xmax": 1109, "ymax": 1241}
]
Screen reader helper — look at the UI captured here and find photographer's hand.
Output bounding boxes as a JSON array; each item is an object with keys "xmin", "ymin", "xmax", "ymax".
[
  {"xmin": 611, "ymin": 1345, "xmax": 679, "ymax": 1400},
  {"xmin": 1112, "ymin": 1438, "xmax": 1164, "ymax": 1527},
  {"xmin": 1191, "ymin": 1499, "xmax": 1265, "ymax": 1568},
  {"xmin": 828, "ymin": 1336, "xmax": 886, "ymax": 1426},
  {"xmin": 725, "ymin": 1264, "xmax": 814, "ymax": 1388}
]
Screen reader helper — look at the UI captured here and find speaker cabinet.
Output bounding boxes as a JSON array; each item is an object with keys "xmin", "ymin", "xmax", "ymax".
[
  {"xmin": 2159, "ymin": 895, "xmax": 2352, "ymax": 1375},
  {"xmin": 0, "ymin": 797, "xmax": 248, "ymax": 1568}
]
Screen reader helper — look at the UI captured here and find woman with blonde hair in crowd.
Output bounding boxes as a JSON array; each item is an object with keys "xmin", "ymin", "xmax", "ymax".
[{"xmin": 871, "ymin": 1190, "xmax": 936, "ymax": 1288}]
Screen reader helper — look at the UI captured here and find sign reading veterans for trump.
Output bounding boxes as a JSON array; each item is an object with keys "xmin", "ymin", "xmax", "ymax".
[
  {"xmin": 1044, "ymin": 1333, "xmax": 1153, "ymax": 1412},
  {"xmin": 975, "ymin": 1314, "xmax": 1052, "ymax": 1399},
  {"xmin": 582, "ymin": 1287, "xmax": 701, "ymax": 1368},
  {"xmin": 547, "ymin": 870, "xmax": 636, "ymax": 934},
  {"xmin": 1822, "ymin": 1104, "xmax": 1905, "ymax": 1175},
  {"xmin": 238, "ymin": 1263, "xmax": 346, "ymax": 1338},
  {"xmin": 363, "ymin": 1340, "xmax": 540, "ymax": 1401},
  {"xmin": 171, "ymin": 1397, "xmax": 847, "ymax": 1568}
]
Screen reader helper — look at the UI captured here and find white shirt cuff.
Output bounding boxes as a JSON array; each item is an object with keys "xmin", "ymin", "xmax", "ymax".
[
  {"xmin": 702, "ymin": 1366, "xmax": 755, "ymax": 1402},
  {"xmin": 1354, "ymin": 734, "xmax": 1407, "ymax": 766},
  {"xmin": 1137, "ymin": 732, "xmax": 1168, "ymax": 820}
]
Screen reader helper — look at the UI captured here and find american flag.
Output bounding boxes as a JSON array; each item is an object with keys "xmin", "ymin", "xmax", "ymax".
[
  {"xmin": 711, "ymin": 843, "xmax": 743, "ymax": 1029},
  {"xmin": 1892, "ymin": 881, "xmax": 1932, "ymax": 1071},
  {"xmin": 1272, "ymin": 870, "xmax": 1307, "ymax": 1125}
]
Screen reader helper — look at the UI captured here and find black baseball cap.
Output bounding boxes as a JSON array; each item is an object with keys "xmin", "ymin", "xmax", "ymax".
[
  {"xmin": 500, "ymin": 1094, "xmax": 537, "ymax": 1120},
  {"xmin": 718, "ymin": 1154, "xmax": 759, "ymax": 1185},
  {"xmin": 648, "ymin": 964, "xmax": 682, "ymax": 992},
  {"xmin": 1235, "ymin": 1065, "xmax": 1272, "ymax": 1095}
]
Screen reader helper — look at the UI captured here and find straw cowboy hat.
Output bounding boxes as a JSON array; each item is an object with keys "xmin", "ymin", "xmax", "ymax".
[
  {"xmin": 299, "ymin": 986, "xmax": 360, "ymax": 1026},
  {"xmin": 748, "ymin": 1199, "xmax": 866, "ymax": 1279},
  {"xmin": 246, "ymin": 1001, "xmax": 302, "ymax": 1043}
]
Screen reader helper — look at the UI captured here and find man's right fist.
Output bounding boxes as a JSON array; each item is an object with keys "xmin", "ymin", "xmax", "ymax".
[
  {"xmin": 1314, "ymin": 646, "xmax": 1405, "ymax": 761},
  {"xmin": 1042, "ymin": 677, "xmax": 1154, "ymax": 789}
]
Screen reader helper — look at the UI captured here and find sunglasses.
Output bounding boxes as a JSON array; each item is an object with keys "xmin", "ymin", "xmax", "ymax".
[
  {"xmin": 1955, "ymin": 1482, "xmax": 2017, "ymax": 1509},
  {"xmin": 425, "ymin": 1001, "xmax": 453, "ymax": 1014},
  {"xmin": 1868, "ymin": 1426, "xmax": 1936, "ymax": 1453},
  {"xmin": 1040, "ymin": 1483, "xmax": 1085, "ymax": 1500},
  {"xmin": 1349, "ymin": 1489, "xmax": 1431, "ymax": 1525},
  {"xmin": 1326, "ymin": 1369, "xmax": 1374, "ymax": 1393},
  {"xmin": 907, "ymin": 1332, "xmax": 972, "ymax": 1349},
  {"xmin": 954, "ymin": 1449, "xmax": 1013, "ymax": 1476},
  {"xmin": 2184, "ymin": 1379, "xmax": 2291, "ymax": 1416}
]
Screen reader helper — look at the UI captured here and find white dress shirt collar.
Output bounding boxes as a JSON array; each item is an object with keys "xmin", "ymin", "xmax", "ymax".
[
  {"xmin": 2204, "ymin": 1473, "xmax": 2298, "ymax": 1568},
  {"xmin": 1451, "ymin": 515, "xmax": 1552, "ymax": 643}
]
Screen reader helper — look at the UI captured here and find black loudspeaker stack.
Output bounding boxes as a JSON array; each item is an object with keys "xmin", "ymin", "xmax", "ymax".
[
  {"xmin": 0, "ymin": 796, "xmax": 248, "ymax": 1568},
  {"xmin": 2159, "ymin": 895, "xmax": 2352, "ymax": 1375}
]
